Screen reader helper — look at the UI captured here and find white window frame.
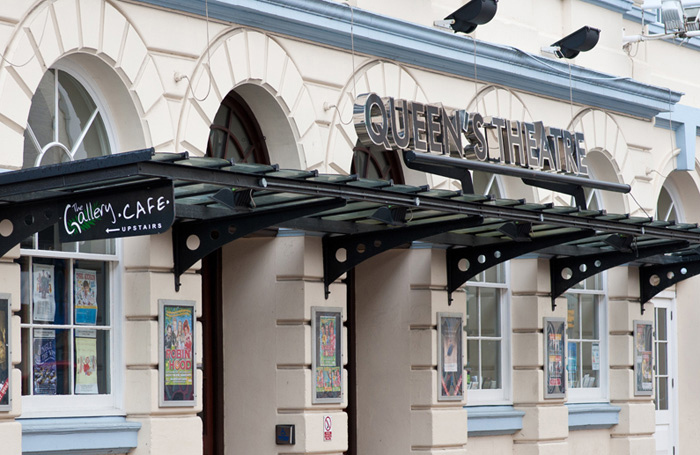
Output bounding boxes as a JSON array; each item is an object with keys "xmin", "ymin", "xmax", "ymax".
[
  {"xmin": 566, "ymin": 278, "xmax": 608, "ymax": 403},
  {"xmin": 19, "ymin": 63, "xmax": 124, "ymax": 417},
  {"xmin": 465, "ymin": 264, "xmax": 512, "ymax": 406}
]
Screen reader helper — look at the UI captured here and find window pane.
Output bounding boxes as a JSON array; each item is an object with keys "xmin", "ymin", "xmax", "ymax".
[
  {"xmin": 581, "ymin": 295, "xmax": 597, "ymax": 339},
  {"xmin": 31, "ymin": 258, "xmax": 70, "ymax": 325},
  {"xmin": 656, "ymin": 308, "xmax": 667, "ymax": 341},
  {"xmin": 567, "ymin": 341, "xmax": 580, "ymax": 388},
  {"xmin": 466, "ymin": 290, "xmax": 479, "ymax": 337},
  {"xmin": 657, "ymin": 377, "xmax": 668, "ymax": 410},
  {"xmin": 566, "ymin": 295, "xmax": 579, "ymax": 340},
  {"xmin": 657, "ymin": 341, "xmax": 667, "ymax": 375},
  {"xmin": 481, "ymin": 340, "xmax": 501, "ymax": 389},
  {"xmin": 74, "ymin": 328, "xmax": 110, "ymax": 395},
  {"xmin": 483, "ymin": 263, "xmax": 505, "ymax": 284},
  {"xmin": 23, "ymin": 70, "xmax": 56, "ymax": 167},
  {"xmin": 33, "ymin": 328, "xmax": 70, "ymax": 395},
  {"xmin": 74, "ymin": 260, "xmax": 110, "ymax": 326},
  {"xmin": 38, "ymin": 224, "xmax": 76, "ymax": 252},
  {"xmin": 20, "ymin": 328, "xmax": 31, "ymax": 395},
  {"xmin": 581, "ymin": 341, "xmax": 599, "ymax": 388},
  {"xmin": 480, "ymin": 288, "xmax": 500, "ymax": 337},
  {"xmin": 466, "ymin": 339, "xmax": 480, "ymax": 389}
]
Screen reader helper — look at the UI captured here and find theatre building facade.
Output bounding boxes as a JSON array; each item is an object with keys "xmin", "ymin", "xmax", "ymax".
[{"xmin": 2, "ymin": 0, "xmax": 700, "ymax": 454}]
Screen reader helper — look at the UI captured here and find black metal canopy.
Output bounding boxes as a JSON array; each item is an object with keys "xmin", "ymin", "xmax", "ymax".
[{"xmin": 1, "ymin": 148, "xmax": 699, "ymax": 311}]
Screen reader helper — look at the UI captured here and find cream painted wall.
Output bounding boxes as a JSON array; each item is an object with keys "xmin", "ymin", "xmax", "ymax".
[{"xmin": 0, "ymin": 0, "xmax": 699, "ymax": 454}]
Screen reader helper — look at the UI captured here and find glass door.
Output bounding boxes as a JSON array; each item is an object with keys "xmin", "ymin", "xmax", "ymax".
[{"xmin": 654, "ymin": 299, "xmax": 677, "ymax": 455}]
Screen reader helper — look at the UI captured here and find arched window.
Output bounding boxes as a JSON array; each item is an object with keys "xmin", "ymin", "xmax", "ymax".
[
  {"xmin": 207, "ymin": 91, "xmax": 270, "ymax": 164},
  {"xmin": 656, "ymin": 185, "xmax": 679, "ymax": 222},
  {"xmin": 18, "ymin": 67, "xmax": 118, "ymax": 413},
  {"xmin": 351, "ymin": 144, "xmax": 404, "ymax": 183},
  {"xmin": 23, "ymin": 69, "xmax": 111, "ymax": 168}
]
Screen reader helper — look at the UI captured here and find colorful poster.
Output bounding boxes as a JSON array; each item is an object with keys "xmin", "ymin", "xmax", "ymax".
[
  {"xmin": 544, "ymin": 317, "xmax": 566, "ymax": 398},
  {"xmin": 438, "ymin": 313, "xmax": 463, "ymax": 401},
  {"xmin": 312, "ymin": 307, "xmax": 342, "ymax": 404},
  {"xmin": 75, "ymin": 329, "xmax": 98, "ymax": 394},
  {"xmin": 162, "ymin": 303, "xmax": 195, "ymax": 404},
  {"xmin": 0, "ymin": 297, "xmax": 9, "ymax": 409},
  {"xmin": 74, "ymin": 269, "xmax": 97, "ymax": 325},
  {"xmin": 33, "ymin": 264, "xmax": 55, "ymax": 322},
  {"xmin": 634, "ymin": 320, "xmax": 653, "ymax": 396},
  {"xmin": 33, "ymin": 329, "xmax": 56, "ymax": 395}
]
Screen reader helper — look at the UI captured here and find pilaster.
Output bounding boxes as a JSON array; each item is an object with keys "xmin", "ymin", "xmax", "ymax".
[{"xmin": 510, "ymin": 258, "xmax": 569, "ymax": 455}]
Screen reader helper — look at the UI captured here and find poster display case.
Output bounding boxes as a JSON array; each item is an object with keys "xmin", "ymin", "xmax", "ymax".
[
  {"xmin": 634, "ymin": 320, "xmax": 654, "ymax": 396},
  {"xmin": 544, "ymin": 317, "xmax": 566, "ymax": 398},
  {"xmin": 312, "ymin": 307, "xmax": 342, "ymax": 404},
  {"xmin": 159, "ymin": 299, "xmax": 196, "ymax": 407},
  {"xmin": 438, "ymin": 312, "xmax": 464, "ymax": 401}
]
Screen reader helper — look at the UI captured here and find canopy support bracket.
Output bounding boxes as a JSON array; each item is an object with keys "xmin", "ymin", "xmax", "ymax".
[
  {"xmin": 550, "ymin": 240, "xmax": 689, "ymax": 311},
  {"xmin": 639, "ymin": 256, "xmax": 700, "ymax": 312},
  {"xmin": 447, "ymin": 229, "xmax": 596, "ymax": 302},
  {"xmin": 323, "ymin": 216, "xmax": 484, "ymax": 299},
  {"xmin": 172, "ymin": 198, "xmax": 346, "ymax": 291}
]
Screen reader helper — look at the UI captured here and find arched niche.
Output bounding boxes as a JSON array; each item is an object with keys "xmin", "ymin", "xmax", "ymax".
[
  {"xmin": 0, "ymin": 0, "xmax": 169, "ymax": 169},
  {"xmin": 567, "ymin": 109, "xmax": 628, "ymax": 214},
  {"xmin": 325, "ymin": 60, "xmax": 431, "ymax": 186},
  {"xmin": 466, "ymin": 85, "xmax": 536, "ymax": 200},
  {"xmin": 177, "ymin": 29, "xmax": 318, "ymax": 170}
]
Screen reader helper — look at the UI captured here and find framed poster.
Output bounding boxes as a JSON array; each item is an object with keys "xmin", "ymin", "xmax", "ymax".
[
  {"xmin": 544, "ymin": 317, "xmax": 566, "ymax": 398},
  {"xmin": 74, "ymin": 269, "xmax": 98, "ymax": 325},
  {"xmin": 312, "ymin": 307, "xmax": 342, "ymax": 404},
  {"xmin": 634, "ymin": 320, "xmax": 654, "ymax": 396},
  {"xmin": 0, "ymin": 294, "xmax": 11, "ymax": 411},
  {"xmin": 438, "ymin": 312, "xmax": 463, "ymax": 401},
  {"xmin": 159, "ymin": 299, "xmax": 196, "ymax": 407}
]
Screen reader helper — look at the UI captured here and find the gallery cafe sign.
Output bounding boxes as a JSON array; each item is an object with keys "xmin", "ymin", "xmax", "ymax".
[{"xmin": 353, "ymin": 93, "xmax": 589, "ymax": 177}]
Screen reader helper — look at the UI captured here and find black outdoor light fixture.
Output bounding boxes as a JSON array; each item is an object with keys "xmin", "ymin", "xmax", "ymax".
[
  {"xmin": 434, "ymin": 0, "xmax": 498, "ymax": 34},
  {"xmin": 542, "ymin": 26, "xmax": 601, "ymax": 59}
]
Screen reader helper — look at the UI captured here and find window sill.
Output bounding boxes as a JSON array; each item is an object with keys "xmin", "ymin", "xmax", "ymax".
[
  {"xmin": 19, "ymin": 416, "xmax": 141, "ymax": 455},
  {"xmin": 467, "ymin": 405, "xmax": 525, "ymax": 437},
  {"xmin": 567, "ymin": 402, "xmax": 620, "ymax": 431}
]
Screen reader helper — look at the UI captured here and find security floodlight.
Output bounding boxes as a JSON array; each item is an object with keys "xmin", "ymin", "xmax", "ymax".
[
  {"xmin": 433, "ymin": 0, "xmax": 498, "ymax": 34},
  {"xmin": 661, "ymin": 0, "xmax": 686, "ymax": 33},
  {"xmin": 541, "ymin": 26, "xmax": 601, "ymax": 59},
  {"xmin": 623, "ymin": 0, "xmax": 700, "ymax": 46}
]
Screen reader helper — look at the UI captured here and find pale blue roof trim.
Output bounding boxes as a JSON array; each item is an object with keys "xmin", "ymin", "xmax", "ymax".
[
  {"xmin": 579, "ymin": 0, "xmax": 634, "ymax": 14},
  {"xmin": 656, "ymin": 105, "xmax": 700, "ymax": 171},
  {"xmin": 467, "ymin": 405, "xmax": 525, "ymax": 437},
  {"xmin": 20, "ymin": 416, "xmax": 141, "ymax": 455},
  {"xmin": 132, "ymin": 0, "xmax": 682, "ymax": 119},
  {"xmin": 567, "ymin": 402, "xmax": 621, "ymax": 430}
]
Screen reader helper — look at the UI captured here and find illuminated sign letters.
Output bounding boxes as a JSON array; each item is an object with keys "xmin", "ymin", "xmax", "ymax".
[{"xmin": 353, "ymin": 93, "xmax": 589, "ymax": 176}]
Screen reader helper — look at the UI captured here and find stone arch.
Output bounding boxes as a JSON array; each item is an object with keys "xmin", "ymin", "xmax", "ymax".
[
  {"xmin": 325, "ymin": 60, "xmax": 431, "ymax": 186},
  {"xmin": 177, "ymin": 28, "xmax": 318, "ymax": 170},
  {"xmin": 0, "ymin": 0, "xmax": 171, "ymax": 169},
  {"xmin": 465, "ymin": 84, "xmax": 537, "ymax": 200},
  {"xmin": 567, "ymin": 108, "xmax": 628, "ymax": 214},
  {"xmin": 651, "ymin": 150, "xmax": 700, "ymax": 224}
]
